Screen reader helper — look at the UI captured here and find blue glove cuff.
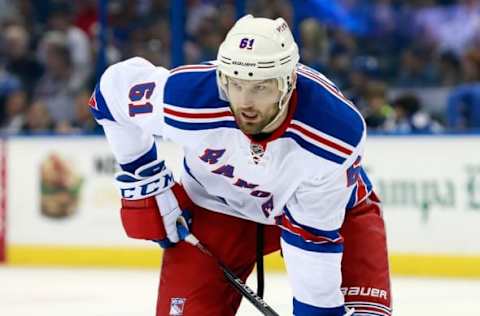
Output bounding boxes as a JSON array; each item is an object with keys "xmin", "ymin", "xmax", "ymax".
[
  {"xmin": 153, "ymin": 209, "xmax": 192, "ymax": 248},
  {"xmin": 154, "ymin": 238, "xmax": 174, "ymax": 249}
]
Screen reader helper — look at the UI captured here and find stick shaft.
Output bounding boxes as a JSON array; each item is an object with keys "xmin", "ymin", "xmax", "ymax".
[
  {"xmin": 191, "ymin": 240, "xmax": 279, "ymax": 315},
  {"xmin": 178, "ymin": 224, "xmax": 280, "ymax": 315},
  {"xmin": 220, "ymin": 264, "xmax": 280, "ymax": 316}
]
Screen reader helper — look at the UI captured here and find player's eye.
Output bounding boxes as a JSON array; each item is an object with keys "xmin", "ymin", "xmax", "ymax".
[
  {"xmin": 254, "ymin": 85, "xmax": 266, "ymax": 91},
  {"xmin": 231, "ymin": 82, "xmax": 242, "ymax": 90}
]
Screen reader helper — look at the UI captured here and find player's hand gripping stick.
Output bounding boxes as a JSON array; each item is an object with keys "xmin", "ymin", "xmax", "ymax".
[{"xmin": 176, "ymin": 221, "xmax": 280, "ymax": 316}]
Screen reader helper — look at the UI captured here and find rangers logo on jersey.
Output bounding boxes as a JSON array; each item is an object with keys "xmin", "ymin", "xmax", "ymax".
[{"xmin": 250, "ymin": 142, "xmax": 265, "ymax": 164}]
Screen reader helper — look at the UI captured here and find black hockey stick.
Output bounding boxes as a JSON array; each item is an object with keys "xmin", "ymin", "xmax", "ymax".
[
  {"xmin": 177, "ymin": 223, "xmax": 280, "ymax": 316},
  {"xmin": 256, "ymin": 223, "xmax": 265, "ymax": 299}
]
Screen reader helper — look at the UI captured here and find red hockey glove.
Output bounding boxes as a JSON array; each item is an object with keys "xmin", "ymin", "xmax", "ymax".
[{"xmin": 115, "ymin": 159, "xmax": 192, "ymax": 247}]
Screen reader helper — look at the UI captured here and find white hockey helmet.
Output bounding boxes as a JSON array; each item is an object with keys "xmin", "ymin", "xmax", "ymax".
[{"xmin": 217, "ymin": 15, "xmax": 300, "ymax": 109}]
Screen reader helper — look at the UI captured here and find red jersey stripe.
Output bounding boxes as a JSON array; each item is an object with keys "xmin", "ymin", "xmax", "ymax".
[
  {"xmin": 289, "ymin": 122, "xmax": 353, "ymax": 155},
  {"xmin": 297, "ymin": 69, "xmax": 354, "ymax": 106},
  {"xmin": 356, "ymin": 176, "xmax": 367, "ymax": 202},
  {"xmin": 170, "ymin": 64, "xmax": 216, "ymax": 74},
  {"xmin": 280, "ymin": 215, "xmax": 343, "ymax": 244},
  {"xmin": 164, "ymin": 107, "xmax": 232, "ymax": 119}
]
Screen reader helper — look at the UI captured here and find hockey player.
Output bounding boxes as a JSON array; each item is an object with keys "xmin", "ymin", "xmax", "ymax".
[{"xmin": 90, "ymin": 15, "xmax": 392, "ymax": 316}]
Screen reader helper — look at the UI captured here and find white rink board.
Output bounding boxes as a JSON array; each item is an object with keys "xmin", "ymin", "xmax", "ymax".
[
  {"xmin": 6, "ymin": 135, "xmax": 480, "ymax": 255},
  {"xmin": 364, "ymin": 136, "xmax": 480, "ymax": 254},
  {"xmin": 6, "ymin": 136, "xmax": 183, "ymax": 247}
]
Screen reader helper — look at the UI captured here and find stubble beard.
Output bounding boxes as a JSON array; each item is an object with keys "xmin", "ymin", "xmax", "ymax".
[
  {"xmin": 232, "ymin": 109, "xmax": 274, "ymax": 135},
  {"xmin": 235, "ymin": 115, "xmax": 264, "ymax": 135}
]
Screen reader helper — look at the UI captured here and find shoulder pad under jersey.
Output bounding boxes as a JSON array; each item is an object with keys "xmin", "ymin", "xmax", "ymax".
[{"xmin": 283, "ymin": 64, "xmax": 365, "ymax": 165}]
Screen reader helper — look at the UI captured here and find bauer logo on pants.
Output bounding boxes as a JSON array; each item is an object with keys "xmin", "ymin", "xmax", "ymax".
[{"xmin": 169, "ymin": 297, "xmax": 186, "ymax": 315}]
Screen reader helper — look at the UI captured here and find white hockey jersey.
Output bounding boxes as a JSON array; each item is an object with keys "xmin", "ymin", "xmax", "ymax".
[{"xmin": 91, "ymin": 57, "xmax": 374, "ymax": 314}]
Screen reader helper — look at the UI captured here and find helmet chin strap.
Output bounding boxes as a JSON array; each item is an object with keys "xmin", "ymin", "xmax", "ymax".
[
  {"xmin": 261, "ymin": 78, "xmax": 294, "ymax": 133},
  {"xmin": 261, "ymin": 97, "xmax": 292, "ymax": 133}
]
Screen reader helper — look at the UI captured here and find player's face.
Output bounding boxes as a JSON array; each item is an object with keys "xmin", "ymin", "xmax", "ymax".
[{"xmin": 227, "ymin": 78, "xmax": 282, "ymax": 135}]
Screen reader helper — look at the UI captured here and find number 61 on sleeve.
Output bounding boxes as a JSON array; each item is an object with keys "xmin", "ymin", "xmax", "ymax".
[{"xmin": 128, "ymin": 82, "xmax": 156, "ymax": 117}]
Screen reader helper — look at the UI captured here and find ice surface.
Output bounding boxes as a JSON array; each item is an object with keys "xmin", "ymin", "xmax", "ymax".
[{"xmin": 0, "ymin": 267, "xmax": 478, "ymax": 315}]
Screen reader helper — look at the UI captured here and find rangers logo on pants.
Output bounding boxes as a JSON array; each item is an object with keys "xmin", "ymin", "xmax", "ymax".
[{"xmin": 169, "ymin": 298, "xmax": 186, "ymax": 315}]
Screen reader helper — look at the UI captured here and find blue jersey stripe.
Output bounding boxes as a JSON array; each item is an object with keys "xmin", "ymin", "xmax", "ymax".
[
  {"xmin": 293, "ymin": 298, "xmax": 344, "ymax": 316},
  {"xmin": 346, "ymin": 166, "xmax": 374, "ymax": 210},
  {"xmin": 283, "ymin": 132, "xmax": 346, "ymax": 164},
  {"xmin": 165, "ymin": 117, "xmax": 237, "ymax": 130},
  {"xmin": 281, "ymin": 229, "xmax": 343, "ymax": 253},
  {"xmin": 183, "ymin": 158, "xmax": 204, "ymax": 187},
  {"xmin": 295, "ymin": 68, "xmax": 364, "ymax": 148},
  {"xmin": 346, "ymin": 186, "xmax": 357, "ymax": 209},
  {"xmin": 90, "ymin": 83, "xmax": 116, "ymax": 122},
  {"xmin": 359, "ymin": 167, "xmax": 373, "ymax": 192},
  {"xmin": 120, "ymin": 142, "xmax": 157, "ymax": 173},
  {"xmin": 284, "ymin": 207, "xmax": 341, "ymax": 240},
  {"xmin": 164, "ymin": 67, "xmax": 230, "ymax": 110}
]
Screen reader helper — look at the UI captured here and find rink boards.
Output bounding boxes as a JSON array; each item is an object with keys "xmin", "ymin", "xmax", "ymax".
[{"xmin": 1, "ymin": 135, "xmax": 480, "ymax": 278}]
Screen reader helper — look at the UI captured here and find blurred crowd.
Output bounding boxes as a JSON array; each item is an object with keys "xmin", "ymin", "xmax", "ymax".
[{"xmin": 1, "ymin": 0, "xmax": 480, "ymax": 135}]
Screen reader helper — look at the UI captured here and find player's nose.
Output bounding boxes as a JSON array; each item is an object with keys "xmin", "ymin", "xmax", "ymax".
[{"xmin": 237, "ymin": 92, "xmax": 255, "ymax": 108}]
